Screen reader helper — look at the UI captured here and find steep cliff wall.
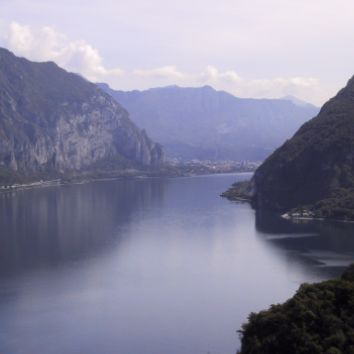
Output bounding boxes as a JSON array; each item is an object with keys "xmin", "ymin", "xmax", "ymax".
[{"xmin": 0, "ymin": 48, "xmax": 163, "ymax": 183}]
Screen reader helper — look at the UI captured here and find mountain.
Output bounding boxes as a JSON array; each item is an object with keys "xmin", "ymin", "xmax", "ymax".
[
  {"xmin": 223, "ymin": 76, "xmax": 354, "ymax": 221},
  {"xmin": 0, "ymin": 48, "xmax": 163, "ymax": 184},
  {"xmin": 98, "ymin": 83, "xmax": 319, "ymax": 161},
  {"xmin": 238, "ymin": 264, "xmax": 354, "ymax": 354},
  {"xmin": 280, "ymin": 95, "xmax": 316, "ymax": 108}
]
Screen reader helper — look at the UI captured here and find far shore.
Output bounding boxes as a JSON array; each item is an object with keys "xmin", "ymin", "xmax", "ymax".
[{"xmin": 0, "ymin": 168, "xmax": 255, "ymax": 194}]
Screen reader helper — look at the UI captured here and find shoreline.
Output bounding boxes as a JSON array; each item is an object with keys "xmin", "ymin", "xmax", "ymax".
[
  {"xmin": 222, "ymin": 195, "xmax": 252, "ymax": 202},
  {"xmin": 281, "ymin": 213, "xmax": 354, "ymax": 224},
  {"xmin": 0, "ymin": 169, "xmax": 252, "ymax": 195},
  {"xmin": 222, "ymin": 192, "xmax": 354, "ymax": 224},
  {"xmin": 0, "ymin": 179, "xmax": 63, "ymax": 193}
]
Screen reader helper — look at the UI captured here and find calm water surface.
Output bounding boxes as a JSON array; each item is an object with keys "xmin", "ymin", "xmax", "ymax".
[{"xmin": 0, "ymin": 173, "xmax": 354, "ymax": 354}]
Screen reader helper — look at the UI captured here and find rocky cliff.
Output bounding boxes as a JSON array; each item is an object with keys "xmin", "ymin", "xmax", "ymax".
[
  {"xmin": 0, "ymin": 48, "xmax": 163, "ymax": 184},
  {"xmin": 223, "ymin": 76, "xmax": 354, "ymax": 220}
]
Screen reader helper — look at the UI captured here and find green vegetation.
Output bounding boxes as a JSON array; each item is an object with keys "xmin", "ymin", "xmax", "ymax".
[
  {"xmin": 285, "ymin": 189, "xmax": 354, "ymax": 221},
  {"xmin": 221, "ymin": 180, "xmax": 254, "ymax": 201},
  {"xmin": 224, "ymin": 75, "xmax": 354, "ymax": 221},
  {"xmin": 238, "ymin": 264, "xmax": 354, "ymax": 354},
  {"xmin": 312, "ymin": 189, "xmax": 354, "ymax": 221}
]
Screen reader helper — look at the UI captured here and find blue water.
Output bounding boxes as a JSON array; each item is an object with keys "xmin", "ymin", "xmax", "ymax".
[{"xmin": 0, "ymin": 173, "xmax": 353, "ymax": 354}]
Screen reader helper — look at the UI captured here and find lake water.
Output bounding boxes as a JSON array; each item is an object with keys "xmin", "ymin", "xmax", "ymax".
[{"xmin": 0, "ymin": 173, "xmax": 354, "ymax": 354}]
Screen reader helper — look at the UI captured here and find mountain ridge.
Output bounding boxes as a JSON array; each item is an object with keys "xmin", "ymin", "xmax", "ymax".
[
  {"xmin": 223, "ymin": 75, "xmax": 354, "ymax": 221},
  {"xmin": 0, "ymin": 47, "xmax": 163, "ymax": 184},
  {"xmin": 99, "ymin": 83, "xmax": 319, "ymax": 161}
]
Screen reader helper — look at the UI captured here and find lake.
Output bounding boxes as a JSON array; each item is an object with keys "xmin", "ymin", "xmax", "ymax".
[{"xmin": 0, "ymin": 173, "xmax": 354, "ymax": 354}]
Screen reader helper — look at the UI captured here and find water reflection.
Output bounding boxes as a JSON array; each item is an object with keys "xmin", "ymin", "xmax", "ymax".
[
  {"xmin": 0, "ymin": 174, "xmax": 354, "ymax": 354},
  {"xmin": 255, "ymin": 210, "xmax": 354, "ymax": 278},
  {"xmin": 0, "ymin": 178, "xmax": 167, "ymax": 276}
]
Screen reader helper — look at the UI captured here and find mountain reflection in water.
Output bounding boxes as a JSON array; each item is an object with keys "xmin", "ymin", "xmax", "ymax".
[
  {"xmin": 0, "ymin": 173, "xmax": 353, "ymax": 354},
  {"xmin": 256, "ymin": 210, "xmax": 354, "ymax": 278}
]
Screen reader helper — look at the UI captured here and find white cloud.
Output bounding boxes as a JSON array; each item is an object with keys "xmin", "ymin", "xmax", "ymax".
[
  {"xmin": 4, "ymin": 22, "xmax": 323, "ymax": 104},
  {"xmin": 6, "ymin": 22, "xmax": 123, "ymax": 81},
  {"xmin": 234, "ymin": 76, "xmax": 321, "ymax": 101},
  {"xmin": 133, "ymin": 66, "xmax": 185, "ymax": 79},
  {"xmin": 200, "ymin": 66, "xmax": 241, "ymax": 83}
]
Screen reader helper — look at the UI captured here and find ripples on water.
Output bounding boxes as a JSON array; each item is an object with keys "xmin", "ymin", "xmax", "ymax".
[{"xmin": 0, "ymin": 173, "xmax": 353, "ymax": 354}]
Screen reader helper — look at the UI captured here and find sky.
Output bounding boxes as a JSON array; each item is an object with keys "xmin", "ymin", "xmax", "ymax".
[{"xmin": 1, "ymin": 0, "xmax": 354, "ymax": 105}]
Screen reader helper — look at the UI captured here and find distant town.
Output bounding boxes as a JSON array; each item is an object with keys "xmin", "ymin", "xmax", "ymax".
[{"xmin": 171, "ymin": 159, "xmax": 261, "ymax": 175}]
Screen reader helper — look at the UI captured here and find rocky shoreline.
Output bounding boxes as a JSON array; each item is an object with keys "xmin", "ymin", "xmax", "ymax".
[
  {"xmin": 0, "ymin": 165, "xmax": 255, "ymax": 194},
  {"xmin": 222, "ymin": 179, "xmax": 354, "ymax": 223}
]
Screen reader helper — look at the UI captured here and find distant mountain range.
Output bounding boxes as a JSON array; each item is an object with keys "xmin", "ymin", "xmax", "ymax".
[
  {"xmin": 223, "ymin": 75, "xmax": 354, "ymax": 221},
  {"xmin": 99, "ymin": 83, "xmax": 319, "ymax": 161},
  {"xmin": 0, "ymin": 48, "xmax": 163, "ymax": 185}
]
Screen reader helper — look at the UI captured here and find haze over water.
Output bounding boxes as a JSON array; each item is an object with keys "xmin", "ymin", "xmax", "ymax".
[{"xmin": 0, "ymin": 173, "xmax": 353, "ymax": 354}]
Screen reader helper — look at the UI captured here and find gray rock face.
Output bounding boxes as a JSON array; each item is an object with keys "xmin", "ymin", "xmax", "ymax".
[{"xmin": 0, "ymin": 48, "xmax": 163, "ymax": 181}]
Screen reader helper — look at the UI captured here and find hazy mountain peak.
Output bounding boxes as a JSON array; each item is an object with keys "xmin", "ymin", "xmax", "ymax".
[
  {"xmin": 280, "ymin": 95, "xmax": 317, "ymax": 108},
  {"xmin": 99, "ymin": 83, "xmax": 319, "ymax": 161}
]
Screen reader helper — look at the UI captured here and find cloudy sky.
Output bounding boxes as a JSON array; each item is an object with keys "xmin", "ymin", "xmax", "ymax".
[{"xmin": 1, "ymin": 0, "xmax": 354, "ymax": 105}]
